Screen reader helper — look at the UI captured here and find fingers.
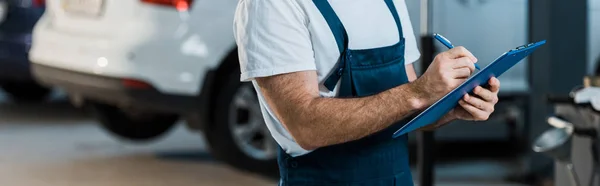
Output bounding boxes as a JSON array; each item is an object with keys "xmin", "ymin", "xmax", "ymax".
[
  {"xmin": 459, "ymin": 98, "xmax": 490, "ymax": 121},
  {"xmin": 473, "ymin": 86, "xmax": 498, "ymax": 104},
  {"xmin": 452, "ymin": 57, "xmax": 476, "ymax": 73},
  {"xmin": 463, "ymin": 94, "xmax": 494, "ymax": 113},
  {"xmin": 446, "ymin": 46, "xmax": 478, "ymax": 62},
  {"xmin": 455, "ymin": 78, "xmax": 501, "ymax": 122},
  {"xmin": 488, "ymin": 77, "xmax": 501, "ymax": 93},
  {"xmin": 452, "ymin": 67, "xmax": 472, "ymax": 79}
]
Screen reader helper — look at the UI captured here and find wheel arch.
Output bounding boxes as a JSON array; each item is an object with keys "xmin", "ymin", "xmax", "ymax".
[{"xmin": 187, "ymin": 47, "xmax": 240, "ymax": 131}]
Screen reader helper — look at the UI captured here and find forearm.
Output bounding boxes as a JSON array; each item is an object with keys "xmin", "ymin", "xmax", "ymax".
[{"xmin": 281, "ymin": 83, "xmax": 427, "ymax": 150}]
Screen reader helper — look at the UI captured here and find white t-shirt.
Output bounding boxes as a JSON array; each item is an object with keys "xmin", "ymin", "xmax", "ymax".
[{"xmin": 234, "ymin": 0, "xmax": 421, "ymax": 157}]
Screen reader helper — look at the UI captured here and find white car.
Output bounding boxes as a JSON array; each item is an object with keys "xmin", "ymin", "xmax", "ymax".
[{"xmin": 29, "ymin": 0, "xmax": 277, "ymax": 175}]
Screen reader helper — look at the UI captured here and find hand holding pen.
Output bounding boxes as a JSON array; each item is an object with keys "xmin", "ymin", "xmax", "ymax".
[
  {"xmin": 411, "ymin": 34, "xmax": 479, "ymax": 105},
  {"xmin": 434, "ymin": 33, "xmax": 481, "ymax": 70},
  {"xmin": 429, "ymin": 34, "xmax": 500, "ymax": 123}
]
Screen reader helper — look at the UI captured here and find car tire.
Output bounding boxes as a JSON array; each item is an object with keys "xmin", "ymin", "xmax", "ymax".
[
  {"xmin": 1, "ymin": 82, "xmax": 51, "ymax": 102},
  {"xmin": 88, "ymin": 102, "xmax": 179, "ymax": 142},
  {"xmin": 204, "ymin": 70, "xmax": 279, "ymax": 178}
]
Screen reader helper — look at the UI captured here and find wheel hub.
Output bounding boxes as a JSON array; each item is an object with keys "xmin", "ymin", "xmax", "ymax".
[{"xmin": 228, "ymin": 83, "xmax": 277, "ymax": 161}]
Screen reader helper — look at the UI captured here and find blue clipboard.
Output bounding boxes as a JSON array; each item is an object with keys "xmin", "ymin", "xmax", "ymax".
[{"xmin": 392, "ymin": 40, "xmax": 547, "ymax": 138}]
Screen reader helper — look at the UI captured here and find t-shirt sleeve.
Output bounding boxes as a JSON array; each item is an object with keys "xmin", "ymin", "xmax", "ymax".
[
  {"xmin": 234, "ymin": 0, "xmax": 317, "ymax": 82},
  {"xmin": 396, "ymin": 0, "xmax": 421, "ymax": 65}
]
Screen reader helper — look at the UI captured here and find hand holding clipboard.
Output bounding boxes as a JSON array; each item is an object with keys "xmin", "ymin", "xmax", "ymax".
[{"xmin": 392, "ymin": 35, "xmax": 546, "ymax": 138}]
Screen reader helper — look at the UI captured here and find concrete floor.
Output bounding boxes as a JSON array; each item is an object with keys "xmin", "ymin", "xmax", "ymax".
[{"xmin": 0, "ymin": 92, "xmax": 531, "ymax": 186}]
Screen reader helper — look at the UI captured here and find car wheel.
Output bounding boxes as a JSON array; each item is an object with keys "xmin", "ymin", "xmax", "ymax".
[
  {"xmin": 88, "ymin": 102, "xmax": 179, "ymax": 142},
  {"xmin": 204, "ymin": 71, "xmax": 278, "ymax": 177},
  {"xmin": 1, "ymin": 82, "xmax": 51, "ymax": 102}
]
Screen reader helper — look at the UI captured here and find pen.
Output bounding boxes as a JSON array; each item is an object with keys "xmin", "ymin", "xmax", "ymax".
[{"xmin": 433, "ymin": 33, "xmax": 481, "ymax": 70}]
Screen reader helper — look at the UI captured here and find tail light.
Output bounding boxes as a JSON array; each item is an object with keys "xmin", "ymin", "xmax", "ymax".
[
  {"xmin": 122, "ymin": 79, "xmax": 153, "ymax": 89},
  {"xmin": 32, "ymin": 0, "xmax": 45, "ymax": 7},
  {"xmin": 141, "ymin": 0, "xmax": 193, "ymax": 12}
]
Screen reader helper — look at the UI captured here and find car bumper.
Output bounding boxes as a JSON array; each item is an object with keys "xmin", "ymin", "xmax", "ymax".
[{"xmin": 32, "ymin": 64, "xmax": 199, "ymax": 113}]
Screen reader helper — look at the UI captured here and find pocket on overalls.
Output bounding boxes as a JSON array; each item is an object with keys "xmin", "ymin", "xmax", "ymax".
[{"xmin": 349, "ymin": 57, "xmax": 409, "ymax": 97}]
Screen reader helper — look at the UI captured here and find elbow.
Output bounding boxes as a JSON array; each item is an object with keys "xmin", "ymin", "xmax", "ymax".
[
  {"xmin": 284, "ymin": 121, "xmax": 322, "ymax": 151},
  {"xmin": 278, "ymin": 102, "xmax": 324, "ymax": 151},
  {"xmin": 296, "ymin": 137, "xmax": 320, "ymax": 151}
]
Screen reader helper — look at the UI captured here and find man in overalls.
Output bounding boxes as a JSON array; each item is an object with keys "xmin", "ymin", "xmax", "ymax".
[{"xmin": 234, "ymin": 0, "xmax": 501, "ymax": 185}]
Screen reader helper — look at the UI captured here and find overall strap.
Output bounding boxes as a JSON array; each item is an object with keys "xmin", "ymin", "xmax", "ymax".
[
  {"xmin": 312, "ymin": 0, "xmax": 348, "ymax": 54},
  {"xmin": 312, "ymin": 0, "xmax": 349, "ymax": 91},
  {"xmin": 383, "ymin": 0, "xmax": 404, "ymax": 38}
]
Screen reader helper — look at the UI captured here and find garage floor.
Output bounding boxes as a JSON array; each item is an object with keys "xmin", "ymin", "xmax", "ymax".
[{"xmin": 0, "ymin": 92, "xmax": 532, "ymax": 186}]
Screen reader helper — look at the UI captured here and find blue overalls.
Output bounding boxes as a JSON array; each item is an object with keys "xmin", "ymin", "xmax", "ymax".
[{"xmin": 277, "ymin": 0, "xmax": 414, "ymax": 185}]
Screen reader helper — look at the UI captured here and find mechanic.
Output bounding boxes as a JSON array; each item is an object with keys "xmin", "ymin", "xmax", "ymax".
[{"xmin": 234, "ymin": 0, "xmax": 501, "ymax": 185}]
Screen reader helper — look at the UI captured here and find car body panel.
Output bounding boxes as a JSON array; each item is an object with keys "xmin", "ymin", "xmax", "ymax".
[{"xmin": 30, "ymin": 0, "xmax": 238, "ymax": 96}]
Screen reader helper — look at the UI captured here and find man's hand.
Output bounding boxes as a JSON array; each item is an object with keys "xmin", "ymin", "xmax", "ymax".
[
  {"xmin": 451, "ymin": 77, "xmax": 501, "ymax": 121},
  {"xmin": 419, "ymin": 77, "xmax": 501, "ymax": 131},
  {"xmin": 411, "ymin": 46, "xmax": 478, "ymax": 105}
]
